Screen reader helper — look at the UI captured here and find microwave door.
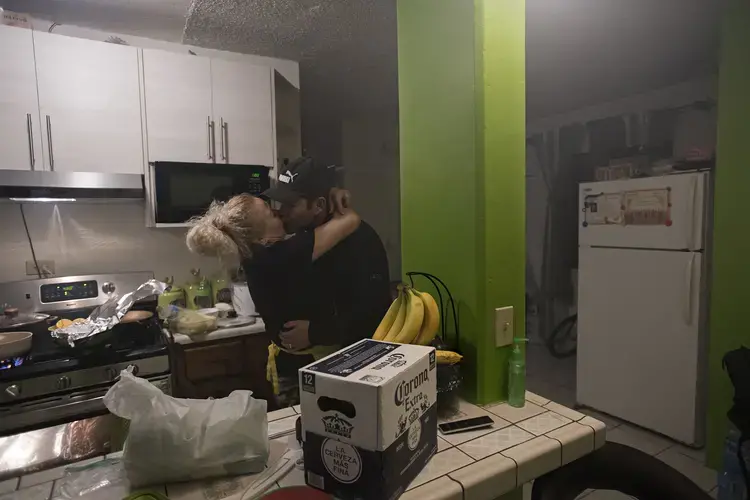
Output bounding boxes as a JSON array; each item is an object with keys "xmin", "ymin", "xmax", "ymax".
[{"xmin": 150, "ymin": 162, "xmax": 270, "ymax": 226}]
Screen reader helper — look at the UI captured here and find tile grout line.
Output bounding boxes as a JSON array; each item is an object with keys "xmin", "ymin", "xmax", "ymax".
[
  {"xmin": 503, "ymin": 452, "xmax": 520, "ymax": 491},
  {"xmin": 446, "ymin": 475, "xmax": 466, "ymax": 499},
  {"xmin": 548, "ymin": 435, "xmax": 565, "ymax": 466}
]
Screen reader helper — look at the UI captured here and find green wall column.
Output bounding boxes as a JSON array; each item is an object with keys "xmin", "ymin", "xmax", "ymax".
[
  {"xmin": 398, "ymin": 0, "xmax": 525, "ymax": 404},
  {"xmin": 707, "ymin": 0, "xmax": 750, "ymax": 469}
]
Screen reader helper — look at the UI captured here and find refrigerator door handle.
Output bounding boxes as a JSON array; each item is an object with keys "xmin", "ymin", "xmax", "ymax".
[
  {"xmin": 684, "ymin": 254, "xmax": 695, "ymax": 325},
  {"xmin": 686, "ymin": 175, "xmax": 698, "ymax": 251}
]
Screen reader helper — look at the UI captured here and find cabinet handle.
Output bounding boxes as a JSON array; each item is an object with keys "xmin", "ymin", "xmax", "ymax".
[
  {"xmin": 221, "ymin": 119, "xmax": 228, "ymax": 162},
  {"xmin": 210, "ymin": 120, "xmax": 217, "ymax": 161},
  {"xmin": 207, "ymin": 116, "xmax": 213, "ymax": 160},
  {"xmin": 26, "ymin": 114, "xmax": 36, "ymax": 170},
  {"xmin": 45, "ymin": 115, "xmax": 54, "ymax": 171}
]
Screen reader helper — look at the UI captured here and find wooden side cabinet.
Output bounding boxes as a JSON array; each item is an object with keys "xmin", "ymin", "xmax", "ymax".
[{"xmin": 169, "ymin": 333, "xmax": 277, "ymax": 410}]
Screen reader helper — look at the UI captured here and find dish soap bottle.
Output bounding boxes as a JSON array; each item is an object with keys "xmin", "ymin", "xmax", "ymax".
[{"xmin": 508, "ymin": 337, "xmax": 529, "ymax": 408}]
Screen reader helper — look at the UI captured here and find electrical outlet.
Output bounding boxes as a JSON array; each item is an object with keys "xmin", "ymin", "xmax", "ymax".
[
  {"xmin": 26, "ymin": 260, "xmax": 55, "ymax": 276},
  {"xmin": 495, "ymin": 306, "xmax": 514, "ymax": 347}
]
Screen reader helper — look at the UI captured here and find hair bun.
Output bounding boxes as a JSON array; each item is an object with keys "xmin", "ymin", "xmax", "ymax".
[{"xmin": 186, "ymin": 212, "xmax": 240, "ymax": 264}]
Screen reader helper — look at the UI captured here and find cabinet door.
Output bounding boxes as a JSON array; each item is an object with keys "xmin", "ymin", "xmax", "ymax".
[
  {"xmin": 33, "ymin": 32, "xmax": 144, "ymax": 174},
  {"xmin": 0, "ymin": 26, "xmax": 43, "ymax": 171},
  {"xmin": 211, "ymin": 59, "xmax": 274, "ymax": 166},
  {"xmin": 143, "ymin": 49, "xmax": 213, "ymax": 163}
]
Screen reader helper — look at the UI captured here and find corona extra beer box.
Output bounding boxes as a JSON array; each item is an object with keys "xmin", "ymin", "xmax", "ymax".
[{"xmin": 299, "ymin": 339, "xmax": 437, "ymax": 500}]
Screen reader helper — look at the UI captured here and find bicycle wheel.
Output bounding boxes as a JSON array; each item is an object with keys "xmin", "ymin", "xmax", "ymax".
[{"xmin": 546, "ymin": 313, "xmax": 577, "ymax": 359}]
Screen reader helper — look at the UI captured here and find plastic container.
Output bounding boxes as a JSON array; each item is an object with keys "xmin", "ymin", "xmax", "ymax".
[{"xmin": 508, "ymin": 337, "xmax": 529, "ymax": 408}]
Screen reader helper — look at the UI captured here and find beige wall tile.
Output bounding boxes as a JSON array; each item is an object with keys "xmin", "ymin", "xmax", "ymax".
[
  {"xmin": 485, "ymin": 402, "xmax": 546, "ymax": 423},
  {"xmin": 268, "ymin": 407, "xmax": 296, "ymax": 422},
  {"xmin": 2, "ymin": 482, "xmax": 53, "ymax": 500},
  {"xmin": 545, "ymin": 422, "xmax": 595, "ymax": 465},
  {"xmin": 401, "ymin": 476, "xmax": 463, "ymax": 500},
  {"xmin": 440, "ymin": 407, "xmax": 512, "ymax": 446},
  {"xmin": 406, "ymin": 448, "xmax": 474, "ymax": 491},
  {"xmin": 525, "ymin": 391, "xmax": 550, "ymax": 406},
  {"xmin": 516, "ymin": 412, "xmax": 571, "ymax": 436},
  {"xmin": 579, "ymin": 416, "xmax": 608, "ymax": 449},
  {"xmin": 502, "ymin": 436, "xmax": 562, "ymax": 485},
  {"xmin": 437, "ymin": 436, "xmax": 453, "ymax": 452},
  {"xmin": 449, "ymin": 453, "xmax": 517, "ymax": 500},
  {"xmin": 0, "ymin": 478, "xmax": 18, "ymax": 495},
  {"xmin": 458, "ymin": 426, "xmax": 534, "ymax": 461},
  {"xmin": 544, "ymin": 401, "xmax": 586, "ymax": 422}
]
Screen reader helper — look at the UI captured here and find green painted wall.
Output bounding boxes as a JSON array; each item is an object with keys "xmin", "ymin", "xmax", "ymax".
[
  {"xmin": 707, "ymin": 0, "xmax": 750, "ymax": 469},
  {"xmin": 398, "ymin": 0, "xmax": 525, "ymax": 404}
]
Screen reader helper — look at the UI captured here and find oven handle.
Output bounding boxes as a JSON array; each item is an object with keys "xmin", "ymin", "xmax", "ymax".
[{"xmin": 0, "ymin": 375, "xmax": 171, "ymax": 435}]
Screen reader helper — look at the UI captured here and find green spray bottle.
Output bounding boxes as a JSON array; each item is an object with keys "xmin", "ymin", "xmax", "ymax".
[{"xmin": 508, "ymin": 337, "xmax": 529, "ymax": 408}]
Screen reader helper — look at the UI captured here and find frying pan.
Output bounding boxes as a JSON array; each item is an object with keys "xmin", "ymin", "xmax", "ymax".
[{"xmin": 0, "ymin": 331, "xmax": 32, "ymax": 359}]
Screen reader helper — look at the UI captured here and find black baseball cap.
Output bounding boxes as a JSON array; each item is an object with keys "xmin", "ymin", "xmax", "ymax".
[{"xmin": 262, "ymin": 157, "xmax": 338, "ymax": 205}]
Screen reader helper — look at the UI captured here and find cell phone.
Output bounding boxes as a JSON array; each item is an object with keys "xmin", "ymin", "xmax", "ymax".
[{"xmin": 438, "ymin": 415, "xmax": 494, "ymax": 435}]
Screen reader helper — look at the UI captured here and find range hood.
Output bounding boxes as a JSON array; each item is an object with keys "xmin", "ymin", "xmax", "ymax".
[{"xmin": 0, "ymin": 171, "xmax": 144, "ymax": 201}]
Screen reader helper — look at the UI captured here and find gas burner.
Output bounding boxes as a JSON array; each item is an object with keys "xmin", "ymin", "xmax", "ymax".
[{"xmin": 0, "ymin": 357, "xmax": 24, "ymax": 371}]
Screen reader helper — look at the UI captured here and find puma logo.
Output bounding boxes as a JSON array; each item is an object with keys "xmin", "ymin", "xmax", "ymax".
[{"xmin": 278, "ymin": 170, "xmax": 299, "ymax": 184}]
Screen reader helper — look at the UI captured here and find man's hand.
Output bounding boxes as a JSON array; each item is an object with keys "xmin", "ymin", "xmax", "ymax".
[
  {"xmin": 329, "ymin": 188, "xmax": 351, "ymax": 215},
  {"xmin": 280, "ymin": 320, "xmax": 311, "ymax": 351}
]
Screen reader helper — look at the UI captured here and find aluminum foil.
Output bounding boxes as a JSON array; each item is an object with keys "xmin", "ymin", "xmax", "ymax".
[{"xmin": 51, "ymin": 280, "xmax": 168, "ymax": 346}]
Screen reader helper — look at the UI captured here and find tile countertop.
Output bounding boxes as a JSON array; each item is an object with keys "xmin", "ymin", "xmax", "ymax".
[
  {"xmin": 0, "ymin": 394, "xmax": 605, "ymax": 500},
  {"xmin": 399, "ymin": 391, "xmax": 607, "ymax": 500},
  {"xmin": 164, "ymin": 318, "xmax": 266, "ymax": 345}
]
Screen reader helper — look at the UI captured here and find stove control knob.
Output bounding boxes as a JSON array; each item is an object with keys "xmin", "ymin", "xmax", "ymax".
[
  {"xmin": 56, "ymin": 376, "xmax": 72, "ymax": 390},
  {"xmin": 105, "ymin": 367, "xmax": 118, "ymax": 381},
  {"xmin": 127, "ymin": 364, "xmax": 139, "ymax": 376},
  {"xmin": 101, "ymin": 282, "xmax": 116, "ymax": 294},
  {"xmin": 5, "ymin": 384, "xmax": 20, "ymax": 398}
]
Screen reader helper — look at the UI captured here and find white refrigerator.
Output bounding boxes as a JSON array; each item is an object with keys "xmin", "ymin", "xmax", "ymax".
[{"xmin": 576, "ymin": 171, "xmax": 710, "ymax": 446}]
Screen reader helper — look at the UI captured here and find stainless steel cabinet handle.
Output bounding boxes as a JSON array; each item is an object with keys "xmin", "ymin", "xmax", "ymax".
[
  {"xmin": 210, "ymin": 120, "xmax": 216, "ymax": 161},
  {"xmin": 45, "ymin": 115, "xmax": 54, "ymax": 171},
  {"xmin": 26, "ymin": 114, "xmax": 35, "ymax": 170},
  {"xmin": 207, "ymin": 116, "xmax": 213, "ymax": 160},
  {"xmin": 220, "ymin": 118, "xmax": 228, "ymax": 162}
]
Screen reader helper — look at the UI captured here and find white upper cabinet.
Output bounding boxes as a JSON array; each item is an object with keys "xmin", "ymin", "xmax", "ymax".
[
  {"xmin": 211, "ymin": 59, "xmax": 274, "ymax": 166},
  {"xmin": 0, "ymin": 26, "xmax": 43, "ymax": 171},
  {"xmin": 33, "ymin": 32, "xmax": 144, "ymax": 174},
  {"xmin": 142, "ymin": 49, "xmax": 213, "ymax": 163}
]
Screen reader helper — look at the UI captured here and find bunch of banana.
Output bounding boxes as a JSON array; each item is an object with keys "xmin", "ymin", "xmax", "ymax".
[{"xmin": 373, "ymin": 285, "xmax": 440, "ymax": 346}]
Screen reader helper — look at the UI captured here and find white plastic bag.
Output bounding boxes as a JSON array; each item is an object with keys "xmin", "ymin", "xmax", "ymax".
[{"xmin": 102, "ymin": 370, "xmax": 269, "ymax": 487}]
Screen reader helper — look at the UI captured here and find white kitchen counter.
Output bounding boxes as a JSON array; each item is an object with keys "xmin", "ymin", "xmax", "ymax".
[
  {"xmin": 0, "ymin": 394, "xmax": 605, "ymax": 500},
  {"xmin": 164, "ymin": 319, "xmax": 266, "ymax": 345}
]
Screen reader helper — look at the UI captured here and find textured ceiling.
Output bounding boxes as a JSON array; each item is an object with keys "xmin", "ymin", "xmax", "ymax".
[
  {"xmin": 182, "ymin": 0, "xmax": 397, "ymax": 118},
  {"xmin": 0, "ymin": 0, "xmax": 720, "ymax": 120},
  {"xmin": 0, "ymin": 0, "xmax": 190, "ymax": 41}
]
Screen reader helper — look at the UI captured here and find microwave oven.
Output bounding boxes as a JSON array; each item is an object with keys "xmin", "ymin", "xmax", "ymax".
[{"xmin": 146, "ymin": 161, "xmax": 271, "ymax": 227}]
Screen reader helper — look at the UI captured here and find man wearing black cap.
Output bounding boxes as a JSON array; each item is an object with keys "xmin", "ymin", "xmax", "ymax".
[{"xmin": 263, "ymin": 156, "xmax": 392, "ymax": 353}]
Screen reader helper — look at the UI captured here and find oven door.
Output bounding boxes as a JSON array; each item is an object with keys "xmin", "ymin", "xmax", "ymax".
[
  {"xmin": 146, "ymin": 162, "xmax": 271, "ymax": 227},
  {"xmin": 0, "ymin": 375, "xmax": 170, "ymax": 437}
]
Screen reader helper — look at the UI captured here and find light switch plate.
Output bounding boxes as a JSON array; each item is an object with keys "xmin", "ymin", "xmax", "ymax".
[{"xmin": 495, "ymin": 306, "xmax": 514, "ymax": 347}]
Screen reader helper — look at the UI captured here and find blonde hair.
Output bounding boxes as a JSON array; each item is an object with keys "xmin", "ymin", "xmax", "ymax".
[{"xmin": 186, "ymin": 194, "xmax": 269, "ymax": 264}]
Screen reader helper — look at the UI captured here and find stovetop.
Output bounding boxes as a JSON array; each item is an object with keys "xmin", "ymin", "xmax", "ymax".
[{"xmin": 0, "ymin": 311, "xmax": 167, "ymax": 383}]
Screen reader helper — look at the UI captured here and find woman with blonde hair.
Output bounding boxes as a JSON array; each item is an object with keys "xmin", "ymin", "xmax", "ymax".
[{"xmin": 186, "ymin": 190, "xmax": 359, "ymax": 405}]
